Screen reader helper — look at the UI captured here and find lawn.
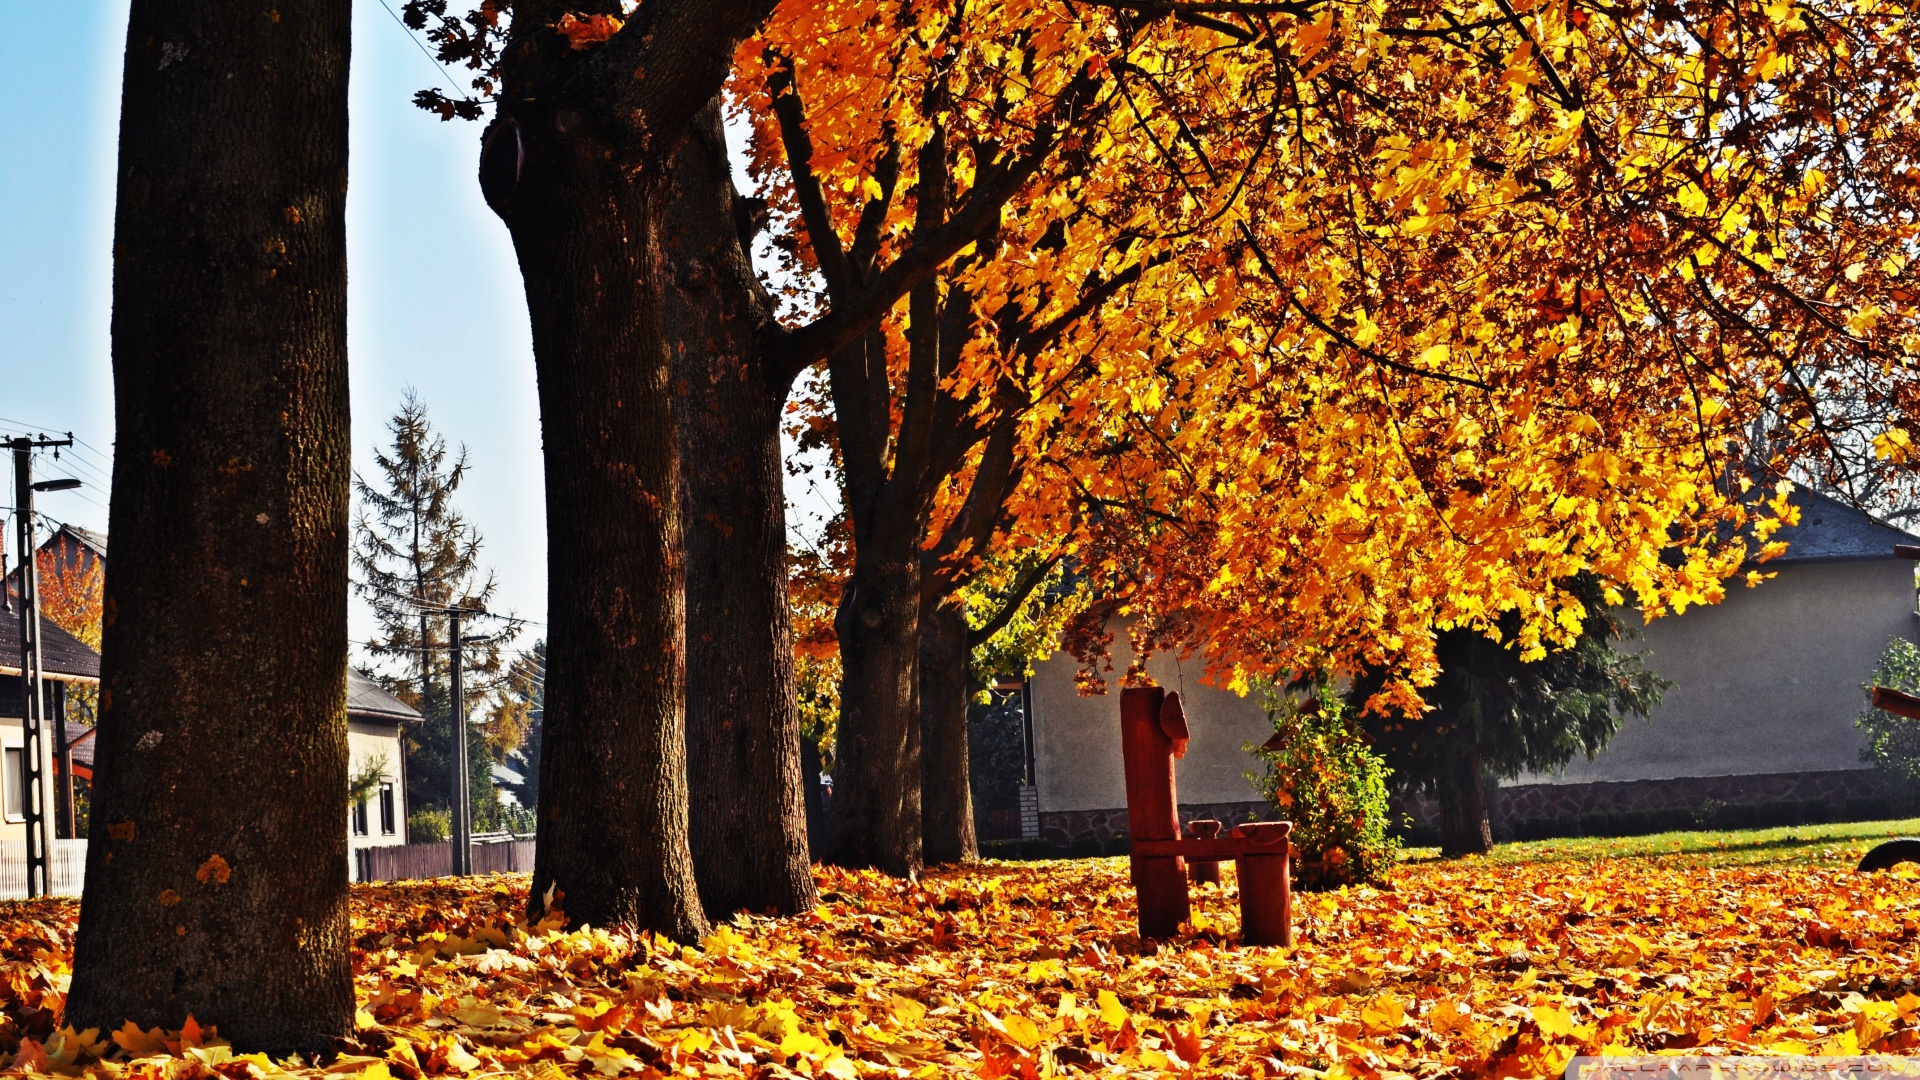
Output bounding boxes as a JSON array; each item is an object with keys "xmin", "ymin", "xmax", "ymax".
[
  {"xmin": 1404, "ymin": 817, "xmax": 1920, "ymax": 868},
  {"xmin": 8, "ymin": 822, "xmax": 1920, "ymax": 1079}
]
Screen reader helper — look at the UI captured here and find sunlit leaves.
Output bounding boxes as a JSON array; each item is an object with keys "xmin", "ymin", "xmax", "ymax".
[{"xmin": 5, "ymin": 852, "xmax": 1920, "ymax": 1076}]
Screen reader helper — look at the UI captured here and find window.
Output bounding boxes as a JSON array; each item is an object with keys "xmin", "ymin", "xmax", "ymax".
[
  {"xmin": 351, "ymin": 795, "xmax": 369, "ymax": 837},
  {"xmin": 378, "ymin": 782, "xmax": 396, "ymax": 835},
  {"xmin": 2, "ymin": 748, "xmax": 20, "ymax": 821}
]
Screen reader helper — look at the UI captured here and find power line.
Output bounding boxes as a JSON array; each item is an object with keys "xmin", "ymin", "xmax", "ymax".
[
  {"xmin": 371, "ymin": 0, "xmax": 482, "ymax": 106},
  {"xmin": 0, "ymin": 430, "xmax": 110, "ymax": 489},
  {"xmin": 354, "ymin": 578, "xmax": 532, "ymax": 624},
  {"xmin": 0, "ymin": 419, "xmax": 113, "ymax": 486}
]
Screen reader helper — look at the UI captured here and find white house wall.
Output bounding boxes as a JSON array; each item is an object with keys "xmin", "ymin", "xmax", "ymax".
[
  {"xmin": 0, "ymin": 716, "xmax": 41, "ymax": 847},
  {"xmin": 1028, "ymin": 643, "xmax": 1273, "ymax": 814},
  {"xmin": 0, "ymin": 715, "xmax": 411, "ymax": 862},
  {"xmin": 348, "ymin": 719, "xmax": 408, "ymax": 864},
  {"xmin": 1527, "ymin": 558, "xmax": 1917, "ymax": 784},
  {"xmin": 1031, "ymin": 557, "xmax": 1916, "ymax": 815}
]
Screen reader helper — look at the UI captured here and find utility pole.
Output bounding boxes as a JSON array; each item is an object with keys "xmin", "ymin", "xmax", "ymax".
[
  {"xmin": 449, "ymin": 609, "xmax": 471, "ymax": 875},
  {"xmin": 10, "ymin": 434, "xmax": 77, "ymax": 897}
]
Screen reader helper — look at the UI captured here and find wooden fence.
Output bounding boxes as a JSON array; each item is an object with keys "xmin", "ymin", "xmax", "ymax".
[
  {"xmin": 355, "ymin": 837, "xmax": 535, "ymax": 883},
  {"xmin": 0, "ymin": 840, "xmax": 88, "ymax": 899},
  {"xmin": 0, "ymin": 838, "xmax": 529, "ymax": 894}
]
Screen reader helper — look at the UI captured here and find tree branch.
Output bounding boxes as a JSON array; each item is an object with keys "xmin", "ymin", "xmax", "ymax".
[
  {"xmin": 582, "ymin": 0, "xmax": 779, "ymax": 153},
  {"xmin": 968, "ymin": 554, "xmax": 1063, "ymax": 649},
  {"xmin": 770, "ymin": 71, "xmax": 1108, "ymax": 379},
  {"xmin": 767, "ymin": 52, "xmax": 860, "ymax": 294}
]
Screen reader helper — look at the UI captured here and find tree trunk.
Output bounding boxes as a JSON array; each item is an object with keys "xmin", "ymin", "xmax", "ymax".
[
  {"xmin": 830, "ymin": 546, "xmax": 924, "ymax": 876},
  {"xmin": 68, "ymin": 0, "xmax": 353, "ymax": 1051},
  {"xmin": 666, "ymin": 100, "xmax": 815, "ymax": 918},
  {"xmin": 919, "ymin": 600, "xmax": 978, "ymax": 865},
  {"xmin": 496, "ymin": 107, "xmax": 707, "ymax": 943},
  {"xmin": 1435, "ymin": 742, "xmax": 1494, "ymax": 858}
]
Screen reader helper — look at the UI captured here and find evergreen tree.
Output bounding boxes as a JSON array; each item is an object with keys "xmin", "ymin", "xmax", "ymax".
[
  {"xmin": 352, "ymin": 392, "xmax": 517, "ymax": 834},
  {"xmin": 1346, "ymin": 575, "xmax": 1669, "ymax": 858}
]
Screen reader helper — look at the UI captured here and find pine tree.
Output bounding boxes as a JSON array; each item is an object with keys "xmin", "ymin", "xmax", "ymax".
[
  {"xmin": 1346, "ymin": 575, "xmax": 1670, "ymax": 858},
  {"xmin": 352, "ymin": 392, "xmax": 517, "ymax": 834}
]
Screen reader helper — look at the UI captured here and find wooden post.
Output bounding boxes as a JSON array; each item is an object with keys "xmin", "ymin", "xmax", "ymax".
[
  {"xmin": 1233, "ymin": 822, "xmax": 1293, "ymax": 946},
  {"xmin": 1120, "ymin": 686, "xmax": 1189, "ymax": 938}
]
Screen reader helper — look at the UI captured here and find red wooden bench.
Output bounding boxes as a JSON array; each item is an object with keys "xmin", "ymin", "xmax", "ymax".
[{"xmin": 1119, "ymin": 685, "xmax": 1293, "ymax": 945}]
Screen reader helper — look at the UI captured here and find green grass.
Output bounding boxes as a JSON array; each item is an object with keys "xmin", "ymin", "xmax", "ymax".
[{"xmin": 1399, "ymin": 817, "xmax": 1920, "ymax": 868}]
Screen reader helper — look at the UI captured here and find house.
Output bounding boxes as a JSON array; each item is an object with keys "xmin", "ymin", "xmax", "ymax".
[
  {"xmin": 7, "ymin": 522, "xmax": 418, "ymax": 869},
  {"xmin": 1, "ymin": 610, "xmax": 415, "ymax": 889},
  {"xmin": 346, "ymin": 670, "xmax": 415, "ymax": 872},
  {"xmin": 0, "ymin": 610, "xmax": 102, "ymax": 858},
  {"xmin": 1495, "ymin": 485, "xmax": 1920, "ymax": 834},
  {"xmin": 1013, "ymin": 485, "xmax": 1920, "ymax": 852},
  {"xmin": 2, "ymin": 524, "xmax": 105, "ymax": 595}
]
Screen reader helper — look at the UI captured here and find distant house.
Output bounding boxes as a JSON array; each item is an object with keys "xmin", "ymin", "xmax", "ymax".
[
  {"xmin": 346, "ymin": 670, "xmax": 415, "ymax": 872},
  {"xmin": 1496, "ymin": 485, "xmax": 1920, "ymax": 833},
  {"xmin": 3, "ymin": 524, "xmax": 105, "ymax": 595},
  {"xmin": 0, "ymin": 610, "xmax": 100, "ymax": 844},
  {"xmin": 1014, "ymin": 485, "xmax": 1920, "ymax": 852},
  {"xmin": 1, "ymin": 522, "xmax": 417, "ymax": 876}
]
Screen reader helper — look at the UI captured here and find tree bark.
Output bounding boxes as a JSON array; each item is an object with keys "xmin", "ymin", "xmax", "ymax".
[
  {"xmin": 1435, "ymin": 741, "xmax": 1494, "ymax": 858},
  {"xmin": 68, "ymin": 0, "xmax": 353, "ymax": 1051},
  {"xmin": 494, "ymin": 0, "xmax": 773, "ymax": 939},
  {"xmin": 666, "ymin": 101, "xmax": 816, "ymax": 918},
  {"xmin": 919, "ymin": 600, "xmax": 978, "ymax": 865},
  {"xmin": 830, "ymin": 543, "xmax": 924, "ymax": 876}
]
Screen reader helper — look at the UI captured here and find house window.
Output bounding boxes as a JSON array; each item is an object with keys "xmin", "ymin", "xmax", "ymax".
[
  {"xmin": 378, "ymin": 782, "xmax": 396, "ymax": 835},
  {"xmin": 352, "ymin": 795, "xmax": 369, "ymax": 837},
  {"xmin": 2, "ymin": 748, "xmax": 20, "ymax": 822}
]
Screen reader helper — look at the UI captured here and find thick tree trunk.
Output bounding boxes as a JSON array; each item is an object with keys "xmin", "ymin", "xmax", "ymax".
[
  {"xmin": 830, "ymin": 548, "xmax": 924, "ymax": 876},
  {"xmin": 666, "ymin": 101, "xmax": 815, "ymax": 918},
  {"xmin": 919, "ymin": 601, "xmax": 978, "ymax": 865},
  {"xmin": 68, "ymin": 0, "xmax": 353, "ymax": 1051},
  {"xmin": 1435, "ymin": 742, "xmax": 1494, "ymax": 858},
  {"xmin": 483, "ymin": 1, "xmax": 774, "ymax": 937},
  {"xmin": 497, "ymin": 112, "xmax": 706, "ymax": 942}
]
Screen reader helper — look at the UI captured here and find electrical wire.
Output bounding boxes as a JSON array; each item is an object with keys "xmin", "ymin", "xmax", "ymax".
[{"xmin": 371, "ymin": 0, "xmax": 483, "ymax": 107}]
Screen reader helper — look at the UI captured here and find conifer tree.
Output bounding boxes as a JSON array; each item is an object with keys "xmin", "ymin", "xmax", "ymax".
[
  {"xmin": 352, "ymin": 391, "xmax": 517, "ymax": 832},
  {"xmin": 1346, "ymin": 576, "xmax": 1669, "ymax": 858}
]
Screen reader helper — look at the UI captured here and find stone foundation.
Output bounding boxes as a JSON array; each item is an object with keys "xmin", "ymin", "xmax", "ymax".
[
  {"xmin": 993, "ymin": 801, "xmax": 1272, "ymax": 859},
  {"xmin": 982, "ymin": 769, "xmax": 1917, "ymax": 859},
  {"xmin": 1396, "ymin": 768, "xmax": 1915, "ymax": 844}
]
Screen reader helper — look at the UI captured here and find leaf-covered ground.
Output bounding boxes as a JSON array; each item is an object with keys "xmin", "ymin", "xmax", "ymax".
[{"xmin": 7, "ymin": 826, "xmax": 1920, "ymax": 1079}]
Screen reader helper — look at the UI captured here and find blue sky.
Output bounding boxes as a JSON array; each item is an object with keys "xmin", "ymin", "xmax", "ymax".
[{"xmin": 1, "ymin": 2, "xmax": 834, "ymax": 659}]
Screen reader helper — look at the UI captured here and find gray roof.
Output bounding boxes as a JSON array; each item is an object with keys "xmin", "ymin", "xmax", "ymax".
[
  {"xmin": 1764, "ymin": 484, "xmax": 1920, "ymax": 563},
  {"xmin": 348, "ymin": 669, "xmax": 421, "ymax": 722},
  {"xmin": 60, "ymin": 525, "xmax": 107, "ymax": 558},
  {"xmin": 0, "ymin": 612, "xmax": 100, "ymax": 681}
]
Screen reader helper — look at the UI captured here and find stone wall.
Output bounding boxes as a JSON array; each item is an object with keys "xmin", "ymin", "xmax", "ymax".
[
  {"xmin": 1396, "ymin": 768, "xmax": 1914, "ymax": 843},
  {"xmin": 1007, "ymin": 800, "xmax": 1272, "ymax": 858},
  {"xmin": 984, "ymin": 769, "xmax": 1918, "ymax": 859}
]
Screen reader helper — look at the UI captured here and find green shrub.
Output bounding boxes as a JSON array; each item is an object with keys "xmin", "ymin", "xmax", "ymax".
[
  {"xmin": 495, "ymin": 801, "xmax": 536, "ymax": 836},
  {"xmin": 1858, "ymin": 637, "xmax": 1920, "ymax": 782},
  {"xmin": 408, "ymin": 807, "xmax": 451, "ymax": 844},
  {"xmin": 1247, "ymin": 686, "xmax": 1400, "ymax": 890}
]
